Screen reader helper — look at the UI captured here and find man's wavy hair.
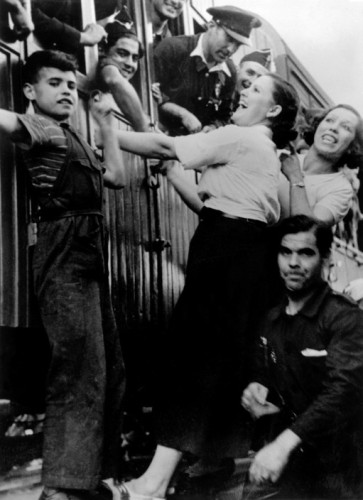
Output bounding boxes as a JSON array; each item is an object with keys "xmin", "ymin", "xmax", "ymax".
[
  {"xmin": 277, "ymin": 215, "xmax": 333, "ymax": 259},
  {"xmin": 300, "ymin": 104, "xmax": 363, "ymax": 169},
  {"xmin": 101, "ymin": 22, "xmax": 144, "ymax": 58}
]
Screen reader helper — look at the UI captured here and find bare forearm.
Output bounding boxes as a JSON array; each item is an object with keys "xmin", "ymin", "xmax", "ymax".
[
  {"xmin": 159, "ymin": 102, "xmax": 202, "ymax": 133},
  {"xmin": 289, "ymin": 183, "xmax": 315, "ymax": 217},
  {"xmin": 104, "ymin": 70, "xmax": 149, "ymax": 132},
  {"xmin": 117, "ymin": 130, "xmax": 176, "ymax": 159},
  {"xmin": 160, "ymin": 102, "xmax": 187, "ymax": 120},
  {"xmin": 167, "ymin": 166, "xmax": 203, "ymax": 214},
  {"xmin": 100, "ymin": 124, "xmax": 126, "ymax": 188}
]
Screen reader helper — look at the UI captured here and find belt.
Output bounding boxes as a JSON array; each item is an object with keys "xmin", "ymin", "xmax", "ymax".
[
  {"xmin": 35, "ymin": 209, "xmax": 103, "ymax": 222},
  {"xmin": 200, "ymin": 207, "xmax": 266, "ymax": 227}
]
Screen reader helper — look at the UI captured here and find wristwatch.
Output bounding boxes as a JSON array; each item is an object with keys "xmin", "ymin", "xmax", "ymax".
[{"xmin": 291, "ymin": 181, "xmax": 305, "ymax": 188}]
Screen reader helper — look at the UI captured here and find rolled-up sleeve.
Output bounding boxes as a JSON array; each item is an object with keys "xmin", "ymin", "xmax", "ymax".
[
  {"xmin": 16, "ymin": 114, "xmax": 55, "ymax": 149},
  {"xmin": 174, "ymin": 126, "xmax": 239, "ymax": 170}
]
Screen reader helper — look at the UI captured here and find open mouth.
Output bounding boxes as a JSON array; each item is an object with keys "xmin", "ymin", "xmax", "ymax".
[
  {"xmin": 58, "ymin": 99, "xmax": 73, "ymax": 105},
  {"xmin": 121, "ymin": 68, "xmax": 134, "ymax": 78},
  {"xmin": 321, "ymin": 134, "xmax": 337, "ymax": 144}
]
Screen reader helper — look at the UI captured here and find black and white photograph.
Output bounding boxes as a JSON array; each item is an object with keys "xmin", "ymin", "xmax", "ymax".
[{"xmin": 0, "ymin": 1, "xmax": 362, "ymax": 499}]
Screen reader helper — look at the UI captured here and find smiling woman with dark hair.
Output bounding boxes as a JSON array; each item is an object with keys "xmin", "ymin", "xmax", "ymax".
[
  {"xmin": 98, "ymin": 73, "xmax": 300, "ymax": 500},
  {"xmin": 279, "ymin": 104, "xmax": 363, "ymax": 225}
]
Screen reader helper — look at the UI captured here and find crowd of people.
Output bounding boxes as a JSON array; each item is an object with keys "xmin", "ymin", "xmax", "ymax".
[{"xmin": 1, "ymin": 2, "xmax": 363, "ymax": 500}]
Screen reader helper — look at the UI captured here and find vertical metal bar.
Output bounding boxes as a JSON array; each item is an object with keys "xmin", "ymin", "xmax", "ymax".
[{"xmin": 80, "ymin": 0, "xmax": 98, "ymax": 75}]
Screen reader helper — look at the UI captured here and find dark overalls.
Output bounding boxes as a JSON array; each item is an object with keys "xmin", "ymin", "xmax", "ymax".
[{"xmin": 32, "ymin": 124, "xmax": 125, "ymax": 490}]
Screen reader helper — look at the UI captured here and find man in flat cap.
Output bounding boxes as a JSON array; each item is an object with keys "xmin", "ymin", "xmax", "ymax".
[{"xmin": 153, "ymin": 5, "xmax": 261, "ymax": 134}]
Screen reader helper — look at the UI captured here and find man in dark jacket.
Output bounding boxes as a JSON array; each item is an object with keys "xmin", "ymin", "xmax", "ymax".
[
  {"xmin": 242, "ymin": 215, "xmax": 363, "ymax": 499},
  {"xmin": 154, "ymin": 5, "xmax": 261, "ymax": 134},
  {"xmin": 31, "ymin": 0, "xmax": 112, "ymax": 53}
]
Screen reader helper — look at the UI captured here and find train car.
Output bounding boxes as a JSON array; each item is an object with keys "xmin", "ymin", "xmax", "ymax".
[{"xmin": 0, "ymin": 0, "xmax": 362, "ymax": 484}]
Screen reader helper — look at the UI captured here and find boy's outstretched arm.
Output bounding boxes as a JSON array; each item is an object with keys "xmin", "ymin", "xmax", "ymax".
[
  {"xmin": 0, "ymin": 109, "xmax": 27, "ymax": 140},
  {"xmin": 89, "ymin": 93, "xmax": 126, "ymax": 189}
]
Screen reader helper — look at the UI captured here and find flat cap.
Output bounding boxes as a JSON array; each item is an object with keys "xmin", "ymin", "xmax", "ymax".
[{"xmin": 207, "ymin": 5, "xmax": 261, "ymax": 46}]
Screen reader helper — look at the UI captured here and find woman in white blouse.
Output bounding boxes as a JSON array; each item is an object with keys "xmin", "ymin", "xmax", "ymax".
[{"xmin": 99, "ymin": 73, "xmax": 300, "ymax": 500}]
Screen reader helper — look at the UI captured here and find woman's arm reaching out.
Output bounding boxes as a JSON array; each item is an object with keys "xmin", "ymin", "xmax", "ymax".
[{"xmin": 116, "ymin": 129, "xmax": 177, "ymax": 160}]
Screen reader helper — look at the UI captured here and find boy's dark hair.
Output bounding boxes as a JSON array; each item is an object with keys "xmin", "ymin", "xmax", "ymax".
[
  {"xmin": 23, "ymin": 50, "xmax": 78, "ymax": 84},
  {"xmin": 277, "ymin": 215, "xmax": 333, "ymax": 258}
]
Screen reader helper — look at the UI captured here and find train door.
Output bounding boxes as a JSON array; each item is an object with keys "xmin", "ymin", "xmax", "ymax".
[{"xmin": 107, "ymin": 0, "xmax": 199, "ymax": 404}]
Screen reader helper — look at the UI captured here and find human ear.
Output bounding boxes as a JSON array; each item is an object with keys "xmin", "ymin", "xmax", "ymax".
[
  {"xmin": 23, "ymin": 83, "xmax": 35, "ymax": 101},
  {"xmin": 267, "ymin": 104, "xmax": 282, "ymax": 119}
]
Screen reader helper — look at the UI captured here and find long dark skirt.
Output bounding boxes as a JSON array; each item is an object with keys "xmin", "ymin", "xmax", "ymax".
[{"xmin": 154, "ymin": 208, "xmax": 269, "ymax": 458}]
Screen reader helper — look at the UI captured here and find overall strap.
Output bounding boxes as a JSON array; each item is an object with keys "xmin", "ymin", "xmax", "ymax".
[
  {"xmin": 34, "ymin": 123, "xmax": 104, "ymax": 221},
  {"xmin": 60, "ymin": 123, "xmax": 100, "ymax": 167}
]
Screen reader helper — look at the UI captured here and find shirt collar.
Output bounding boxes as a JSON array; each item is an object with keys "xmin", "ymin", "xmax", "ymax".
[
  {"xmin": 270, "ymin": 280, "xmax": 331, "ymax": 321},
  {"xmin": 154, "ymin": 22, "xmax": 169, "ymax": 39},
  {"xmin": 190, "ymin": 34, "xmax": 232, "ymax": 77}
]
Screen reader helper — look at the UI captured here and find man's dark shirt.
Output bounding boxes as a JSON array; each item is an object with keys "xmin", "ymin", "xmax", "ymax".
[
  {"xmin": 254, "ymin": 280, "xmax": 363, "ymax": 448},
  {"xmin": 154, "ymin": 34, "xmax": 237, "ymax": 133},
  {"xmin": 153, "ymin": 22, "xmax": 172, "ymax": 49}
]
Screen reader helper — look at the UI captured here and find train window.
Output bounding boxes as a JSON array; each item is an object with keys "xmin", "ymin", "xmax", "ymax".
[
  {"xmin": 29, "ymin": 0, "xmax": 120, "ymax": 74},
  {"xmin": 30, "ymin": 0, "xmax": 87, "ymax": 71},
  {"xmin": 189, "ymin": 0, "xmax": 208, "ymax": 34}
]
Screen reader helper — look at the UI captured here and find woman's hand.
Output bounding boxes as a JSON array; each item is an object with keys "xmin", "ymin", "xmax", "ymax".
[{"xmin": 280, "ymin": 146, "xmax": 303, "ymax": 183}]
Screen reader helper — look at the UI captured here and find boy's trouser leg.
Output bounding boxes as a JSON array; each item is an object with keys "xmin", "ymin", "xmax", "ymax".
[{"xmin": 39, "ymin": 278, "xmax": 123, "ymax": 490}]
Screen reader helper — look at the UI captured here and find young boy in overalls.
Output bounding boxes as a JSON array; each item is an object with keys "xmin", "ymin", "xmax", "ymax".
[{"xmin": 0, "ymin": 50, "xmax": 126, "ymax": 500}]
